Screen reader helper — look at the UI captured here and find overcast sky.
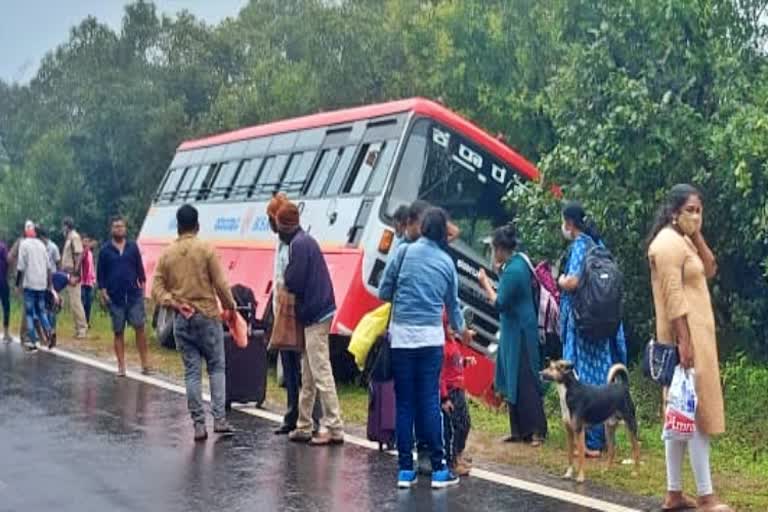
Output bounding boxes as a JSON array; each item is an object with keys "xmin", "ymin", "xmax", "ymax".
[{"xmin": 0, "ymin": 0, "xmax": 248, "ymax": 84}]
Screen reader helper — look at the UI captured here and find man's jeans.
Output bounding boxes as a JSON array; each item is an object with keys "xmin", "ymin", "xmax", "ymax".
[
  {"xmin": 174, "ymin": 313, "xmax": 226, "ymax": 425},
  {"xmin": 23, "ymin": 289, "xmax": 51, "ymax": 344}
]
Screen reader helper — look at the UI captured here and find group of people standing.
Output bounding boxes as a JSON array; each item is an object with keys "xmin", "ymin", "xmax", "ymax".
[
  {"xmin": 5, "ymin": 217, "xmax": 93, "ymax": 351},
  {"xmin": 4, "ymin": 181, "xmax": 729, "ymax": 508},
  {"xmin": 373, "ymin": 184, "xmax": 729, "ymax": 509},
  {"xmin": 8, "ymin": 215, "xmax": 152, "ymax": 382}
]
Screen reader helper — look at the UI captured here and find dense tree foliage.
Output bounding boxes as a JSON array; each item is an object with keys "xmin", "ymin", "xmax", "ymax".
[{"xmin": 0, "ymin": 0, "xmax": 766, "ymax": 356}]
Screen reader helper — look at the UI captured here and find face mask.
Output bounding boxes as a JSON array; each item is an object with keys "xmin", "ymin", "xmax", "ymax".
[
  {"xmin": 561, "ymin": 225, "xmax": 574, "ymax": 241},
  {"xmin": 676, "ymin": 211, "xmax": 702, "ymax": 236}
]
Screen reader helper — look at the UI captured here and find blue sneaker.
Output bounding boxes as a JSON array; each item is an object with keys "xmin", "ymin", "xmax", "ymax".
[
  {"xmin": 397, "ymin": 470, "xmax": 418, "ymax": 489},
  {"xmin": 431, "ymin": 469, "xmax": 459, "ymax": 489}
]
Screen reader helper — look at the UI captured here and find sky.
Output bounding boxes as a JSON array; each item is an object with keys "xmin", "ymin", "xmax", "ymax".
[{"xmin": 0, "ymin": 0, "xmax": 248, "ymax": 84}]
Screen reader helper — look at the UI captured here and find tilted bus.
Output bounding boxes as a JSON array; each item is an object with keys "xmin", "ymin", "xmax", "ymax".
[{"xmin": 138, "ymin": 97, "xmax": 540, "ymax": 403}]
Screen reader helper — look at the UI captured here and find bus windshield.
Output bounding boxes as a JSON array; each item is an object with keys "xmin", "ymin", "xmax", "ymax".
[{"xmin": 386, "ymin": 118, "xmax": 522, "ymax": 259}]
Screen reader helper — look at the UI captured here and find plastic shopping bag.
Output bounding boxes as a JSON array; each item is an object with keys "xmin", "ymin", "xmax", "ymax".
[
  {"xmin": 348, "ymin": 303, "xmax": 391, "ymax": 370},
  {"xmin": 662, "ymin": 366, "xmax": 697, "ymax": 442}
]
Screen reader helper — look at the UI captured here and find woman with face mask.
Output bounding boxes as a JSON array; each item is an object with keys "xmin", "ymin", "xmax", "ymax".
[
  {"xmin": 557, "ymin": 201, "xmax": 628, "ymax": 458},
  {"xmin": 647, "ymin": 185, "xmax": 731, "ymax": 512}
]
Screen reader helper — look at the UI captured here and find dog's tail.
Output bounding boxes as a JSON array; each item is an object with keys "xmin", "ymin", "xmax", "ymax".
[{"xmin": 607, "ymin": 364, "xmax": 629, "ymax": 385}]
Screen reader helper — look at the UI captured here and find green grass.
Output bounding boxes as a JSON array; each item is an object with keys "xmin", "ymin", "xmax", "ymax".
[{"xmin": 21, "ymin": 299, "xmax": 768, "ymax": 511}]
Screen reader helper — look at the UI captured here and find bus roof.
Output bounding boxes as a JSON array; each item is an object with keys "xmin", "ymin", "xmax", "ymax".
[{"xmin": 178, "ymin": 97, "xmax": 539, "ymax": 181}]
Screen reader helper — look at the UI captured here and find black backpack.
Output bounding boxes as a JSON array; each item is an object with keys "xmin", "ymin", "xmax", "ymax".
[{"xmin": 572, "ymin": 242, "xmax": 623, "ymax": 341}]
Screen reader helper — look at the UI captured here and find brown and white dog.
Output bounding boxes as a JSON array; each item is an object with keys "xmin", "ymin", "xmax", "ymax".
[{"xmin": 540, "ymin": 360, "xmax": 640, "ymax": 483}]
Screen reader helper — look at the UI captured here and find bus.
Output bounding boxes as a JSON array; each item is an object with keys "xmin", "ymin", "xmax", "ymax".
[{"xmin": 138, "ymin": 97, "xmax": 540, "ymax": 403}]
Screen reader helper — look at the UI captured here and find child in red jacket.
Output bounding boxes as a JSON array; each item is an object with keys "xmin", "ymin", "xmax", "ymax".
[{"xmin": 441, "ymin": 317, "xmax": 476, "ymax": 476}]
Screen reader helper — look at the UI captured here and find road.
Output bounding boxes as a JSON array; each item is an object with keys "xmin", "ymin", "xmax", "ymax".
[{"xmin": 0, "ymin": 342, "xmax": 647, "ymax": 512}]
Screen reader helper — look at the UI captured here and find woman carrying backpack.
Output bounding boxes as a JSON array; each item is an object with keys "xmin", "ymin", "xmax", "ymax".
[
  {"xmin": 557, "ymin": 201, "xmax": 627, "ymax": 457},
  {"xmin": 478, "ymin": 224, "xmax": 547, "ymax": 447}
]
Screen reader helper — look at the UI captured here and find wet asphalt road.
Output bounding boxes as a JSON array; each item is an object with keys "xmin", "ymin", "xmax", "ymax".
[{"xmin": 0, "ymin": 343, "xmax": 609, "ymax": 512}]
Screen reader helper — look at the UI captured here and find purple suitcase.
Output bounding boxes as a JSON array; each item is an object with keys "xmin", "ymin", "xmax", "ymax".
[{"xmin": 367, "ymin": 380, "xmax": 396, "ymax": 451}]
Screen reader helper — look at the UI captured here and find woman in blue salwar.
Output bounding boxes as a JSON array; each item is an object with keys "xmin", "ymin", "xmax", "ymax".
[{"xmin": 557, "ymin": 202, "xmax": 628, "ymax": 457}]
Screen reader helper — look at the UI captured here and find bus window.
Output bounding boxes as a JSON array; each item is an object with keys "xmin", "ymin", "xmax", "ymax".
[
  {"xmin": 209, "ymin": 160, "xmax": 242, "ymax": 200},
  {"xmin": 281, "ymin": 151, "xmax": 318, "ymax": 195},
  {"xmin": 385, "ymin": 120, "xmax": 429, "ymax": 216},
  {"xmin": 232, "ymin": 158, "xmax": 263, "ymax": 199},
  {"xmin": 157, "ymin": 167, "xmax": 185, "ymax": 203},
  {"xmin": 366, "ymin": 141, "xmax": 397, "ymax": 194},
  {"xmin": 323, "ymin": 147, "xmax": 356, "ymax": 196},
  {"xmin": 195, "ymin": 163, "xmax": 219, "ymax": 200},
  {"xmin": 253, "ymin": 154, "xmax": 289, "ymax": 199},
  {"xmin": 305, "ymin": 149, "xmax": 338, "ymax": 197},
  {"xmin": 345, "ymin": 140, "xmax": 397, "ymax": 195},
  {"xmin": 175, "ymin": 166, "xmax": 202, "ymax": 202}
]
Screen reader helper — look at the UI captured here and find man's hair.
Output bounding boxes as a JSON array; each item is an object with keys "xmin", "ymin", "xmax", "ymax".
[
  {"xmin": 393, "ymin": 205, "xmax": 409, "ymax": 225},
  {"xmin": 36, "ymin": 225, "xmax": 48, "ymax": 239},
  {"xmin": 62, "ymin": 216, "xmax": 75, "ymax": 230},
  {"xmin": 176, "ymin": 204, "xmax": 199, "ymax": 233},
  {"xmin": 110, "ymin": 214, "xmax": 126, "ymax": 226},
  {"xmin": 408, "ymin": 200, "xmax": 431, "ymax": 224}
]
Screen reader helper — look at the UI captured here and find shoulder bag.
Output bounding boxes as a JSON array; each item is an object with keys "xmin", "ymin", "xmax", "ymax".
[{"xmin": 369, "ymin": 245, "xmax": 410, "ymax": 383}]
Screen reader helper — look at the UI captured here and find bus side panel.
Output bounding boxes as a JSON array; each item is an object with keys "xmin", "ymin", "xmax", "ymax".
[
  {"xmin": 140, "ymin": 241, "xmax": 277, "ymax": 319},
  {"xmin": 331, "ymin": 254, "xmax": 382, "ymax": 336}
]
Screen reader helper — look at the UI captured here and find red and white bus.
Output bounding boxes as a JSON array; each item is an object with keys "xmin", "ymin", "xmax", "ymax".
[{"xmin": 138, "ymin": 97, "xmax": 539, "ymax": 403}]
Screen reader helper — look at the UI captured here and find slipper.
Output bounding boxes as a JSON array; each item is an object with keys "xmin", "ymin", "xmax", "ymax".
[{"xmin": 116, "ymin": 369, "xmax": 127, "ymax": 378}]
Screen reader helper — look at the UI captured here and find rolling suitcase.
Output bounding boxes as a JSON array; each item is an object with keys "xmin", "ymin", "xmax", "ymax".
[
  {"xmin": 224, "ymin": 332, "xmax": 267, "ymax": 410},
  {"xmin": 224, "ymin": 284, "xmax": 268, "ymax": 410},
  {"xmin": 367, "ymin": 379, "xmax": 396, "ymax": 451}
]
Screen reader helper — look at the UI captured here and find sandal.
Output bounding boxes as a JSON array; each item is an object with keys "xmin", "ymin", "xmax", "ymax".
[{"xmin": 662, "ymin": 495, "xmax": 697, "ymax": 511}]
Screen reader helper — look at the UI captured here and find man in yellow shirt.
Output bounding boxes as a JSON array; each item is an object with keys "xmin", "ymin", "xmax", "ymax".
[{"xmin": 152, "ymin": 204, "xmax": 237, "ymax": 442}]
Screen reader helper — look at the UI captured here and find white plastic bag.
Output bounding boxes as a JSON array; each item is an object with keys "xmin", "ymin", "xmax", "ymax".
[{"xmin": 662, "ymin": 366, "xmax": 697, "ymax": 441}]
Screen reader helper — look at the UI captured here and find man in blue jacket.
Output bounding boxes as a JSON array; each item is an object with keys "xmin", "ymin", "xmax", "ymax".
[{"xmin": 277, "ymin": 201, "xmax": 345, "ymax": 446}]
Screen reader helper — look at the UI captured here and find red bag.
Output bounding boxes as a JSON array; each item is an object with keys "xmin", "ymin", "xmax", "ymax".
[{"xmin": 222, "ymin": 310, "xmax": 249, "ymax": 349}]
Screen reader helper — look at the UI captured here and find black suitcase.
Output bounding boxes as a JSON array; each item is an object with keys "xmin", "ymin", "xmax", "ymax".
[
  {"xmin": 224, "ymin": 284, "xmax": 267, "ymax": 410},
  {"xmin": 224, "ymin": 332, "xmax": 267, "ymax": 410}
]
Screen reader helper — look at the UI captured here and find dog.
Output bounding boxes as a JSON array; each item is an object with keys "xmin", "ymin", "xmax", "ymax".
[{"xmin": 540, "ymin": 359, "xmax": 640, "ymax": 483}]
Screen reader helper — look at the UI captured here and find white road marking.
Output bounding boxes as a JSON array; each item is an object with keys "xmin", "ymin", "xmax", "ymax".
[{"xmin": 26, "ymin": 341, "xmax": 641, "ymax": 512}]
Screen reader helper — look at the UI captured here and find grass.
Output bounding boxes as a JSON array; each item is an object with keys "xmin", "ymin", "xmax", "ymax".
[{"xmin": 17, "ymin": 300, "xmax": 768, "ymax": 511}]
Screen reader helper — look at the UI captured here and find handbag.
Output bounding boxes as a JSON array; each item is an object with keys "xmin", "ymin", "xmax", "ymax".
[
  {"xmin": 370, "ymin": 246, "xmax": 410, "ymax": 383},
  {"xmin": 642, "ymin": 339, "xmax": 679, "ymax": 387},
  {"xmin": 268, "ymin": 288, "xmax": 306, "ymax": 352}
]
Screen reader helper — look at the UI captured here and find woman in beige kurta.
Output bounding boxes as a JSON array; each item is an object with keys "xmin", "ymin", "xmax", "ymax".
[{"xmin": 647, "ymin": 184, "xmax": 731, "ymax": 512}]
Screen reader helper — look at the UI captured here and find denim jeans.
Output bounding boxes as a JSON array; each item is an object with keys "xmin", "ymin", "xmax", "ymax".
[
  {"xmin": 391, "ymin": 345, "xmax": 445, "ymax": 472},
  {"xmin": 23, "ymin": 289, "xmax": 51, "ymax": 344},
  {"xmin": 0, "ymin": 281, "xmax": 10, "ymax": 329},
  {"xmin": 174, "ymin": 313, "xmax": 226, "ymax": 425},
  {"xmin": 81, "ymin": 285, "xmax": 93, "ymax": 325}
]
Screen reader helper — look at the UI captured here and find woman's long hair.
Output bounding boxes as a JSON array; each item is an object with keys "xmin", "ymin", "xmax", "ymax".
[
  {"xmin": 562, "ymin": 201, "xmax": 602, "ymax": 244},
  {"xmin": 644, "ymin": 184, "xmax": 701, "ymax": 251}
]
